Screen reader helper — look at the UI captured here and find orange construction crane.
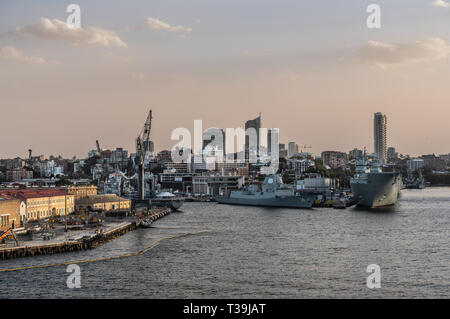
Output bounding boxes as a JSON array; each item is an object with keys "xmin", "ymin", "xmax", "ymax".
[{"xmin": 0, "ymin": 227, "xmax": 19, "ymax": 246}]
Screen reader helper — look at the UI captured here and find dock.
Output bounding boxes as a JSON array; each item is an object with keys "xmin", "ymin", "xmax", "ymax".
[{"xmin": 0, "ymin": 208, "xmax": 171, "ymax": 261}]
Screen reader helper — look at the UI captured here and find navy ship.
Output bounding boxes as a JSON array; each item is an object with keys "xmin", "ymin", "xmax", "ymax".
[
  {"xmin": 350, "ymin": 157, "xmax": 402, "ymax": 208},
  {"xmin": 216, "ymin": 175, "xmax": 315, "ymax": 209}
]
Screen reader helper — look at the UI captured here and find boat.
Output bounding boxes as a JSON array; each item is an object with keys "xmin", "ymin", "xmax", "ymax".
[
  {"xmin": 350, "ymin": 157, "xmax": 402, "ymax": 208},
  {"xmin": 150, "ymin": 191, "xmax": 184, "ymax": 211},
  {"xmin": 332, "ymin": 200, "xmax": 346, "ymax": 209},
  {"xmin": 403, "ymin": 171, "xmax": 425, "ymax": 189},
  {"xmin": 216, "ymin": 174, "xmax": 315, "ymax": 209}
]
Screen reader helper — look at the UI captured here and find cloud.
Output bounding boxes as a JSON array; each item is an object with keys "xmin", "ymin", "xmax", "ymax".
[
  {"xmin": 16, "ymin": 18, "xmax": 127, "ymax": 48},
  {"xmin": 358, "ymin": 37, "xmax": 450, "ymax": 68},
  {"xmin": 432, "ymin": 0, "xmax": 450, "ymax": 8},
  {"xmin": 0, "ymin": 46, "xmax": 46, "ymax": 64},
  {"xmin": 146, "ymin": 18, "xmax": 192, "ymax": 33},
  {"xmin": 127, "ymin": 17, "xmax": 192, "ymax": 37}
]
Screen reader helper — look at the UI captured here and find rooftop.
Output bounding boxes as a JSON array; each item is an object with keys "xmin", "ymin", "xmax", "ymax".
[{"xmin": 0, "ymin": 189, "xmax": 69, "ymax": 200}]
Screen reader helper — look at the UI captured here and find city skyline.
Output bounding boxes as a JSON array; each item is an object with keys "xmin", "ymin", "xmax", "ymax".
[
  {"xmin": 0, "ymin": 110, "xmax": 447, "ymax": 160},
  {"xmin": 2, "ymin": 1, "xmax": 450, "ymax": 158}
]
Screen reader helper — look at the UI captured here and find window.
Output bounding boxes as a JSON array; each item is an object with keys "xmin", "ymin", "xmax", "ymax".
[{"xmin": 1, "ymin": 215, "xmax": 10, "ymax": 227}]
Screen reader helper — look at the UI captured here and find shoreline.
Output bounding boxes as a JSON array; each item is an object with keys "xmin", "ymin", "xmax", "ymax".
[{"xmin": 0, "ymin": 208, "xmax": 171, "ymax": 261}]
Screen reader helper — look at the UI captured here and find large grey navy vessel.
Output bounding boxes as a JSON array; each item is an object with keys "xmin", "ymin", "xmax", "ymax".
[
  {"xmin": 350, "ymin": 157, "xmax": 402, "ymax": 208},
  {"xmin": 216, "ymin": 175, "xmax": 315, "ymax": 209}
]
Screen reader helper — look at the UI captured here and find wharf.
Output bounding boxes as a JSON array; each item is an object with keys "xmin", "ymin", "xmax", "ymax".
[{"xmin": 0, "ymin": 208, "xmax": 171, "ymax": 260}]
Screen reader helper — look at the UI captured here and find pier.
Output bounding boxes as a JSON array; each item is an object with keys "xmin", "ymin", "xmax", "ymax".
[{"xmin": 0, "ymin": 208, "xmax": 171, "ymax": 261}]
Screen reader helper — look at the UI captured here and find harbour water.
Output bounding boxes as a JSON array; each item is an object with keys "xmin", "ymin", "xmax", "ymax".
[{"xmin": 0, "ymin": 188, "xmax": 449, "ymax": 298}]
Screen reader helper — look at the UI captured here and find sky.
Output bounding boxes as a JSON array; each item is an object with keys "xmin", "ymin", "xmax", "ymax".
[{"xmin": 1, "ymin": 0, "xmax": 450, "ymax": 159}]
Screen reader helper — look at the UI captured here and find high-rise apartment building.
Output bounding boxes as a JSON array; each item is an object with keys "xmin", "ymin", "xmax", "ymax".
[
  {"xmin": 374, "ymin": 112, "xmax": 387, "ymax": 163},
  {"xmin": 245, "ymin": 114, "xmax": 261, "ymax": 161},
  {"xmin": 288, "ymin": 142, "xmax": 299, "ymax": 158}
]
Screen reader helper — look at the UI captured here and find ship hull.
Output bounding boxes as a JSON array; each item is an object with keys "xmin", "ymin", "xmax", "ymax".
[
  {"xmin": 350, "ymin": 172, "xmax": 401, "ymax": 208},
  {"xmin": 216, "ymin": 196, "xmax": 314, "ymax": 209},
  {"xmin": 150, "ymin": 198, "xmax": 184, "ymax": 211}
]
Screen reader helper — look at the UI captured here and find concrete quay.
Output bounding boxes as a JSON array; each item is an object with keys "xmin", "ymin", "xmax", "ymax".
[{"xmin": 0, "ymin": 208, "xmax": 171, "ymax": 260}]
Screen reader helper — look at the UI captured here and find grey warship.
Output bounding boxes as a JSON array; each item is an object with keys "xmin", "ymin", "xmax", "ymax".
[
  {"xmin": 216, "ymin": 175, "xmax": 315, "ymax": 209},
  {"xmin": 350, "ymin": 157, "xmax": 402, "ymax": 208}
]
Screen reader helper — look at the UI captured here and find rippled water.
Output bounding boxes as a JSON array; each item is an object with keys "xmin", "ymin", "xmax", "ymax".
[{"xmin": 1, "ymin": 188, "xmax": 449, "ymax": 298}]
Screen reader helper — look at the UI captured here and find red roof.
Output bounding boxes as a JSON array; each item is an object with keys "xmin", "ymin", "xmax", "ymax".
[{"xmin": 0, "ymin": 189, "xmax": 69, "ymax": 200}]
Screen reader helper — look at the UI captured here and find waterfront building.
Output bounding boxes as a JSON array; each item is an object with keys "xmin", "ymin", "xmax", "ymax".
[
  {"xmin": 75, "ymin": 194, "xmax": 130, "ymax": 212},
  {"xmin": 374, "ymin": 112, "xmax": 387, "ymax": 163},
  {"xmin": 0, "ymin": 196, "xmax": 23, "ymax": 232},
  {"xmin": 0, "ymin": 189, "xmax": 75, "ymax": 221},
  {"xmin": 296, "ymin": 176, "xmax": 332, "ymax": 201},
  {"xmin": 406, "ymin": 158, "xmax": 425, "ymax": 172},
  {"xmin": 159, "ymin": 172, "xmax": 197, "ymax": 193},
  {"xmin": 192, "ymin": 174, "xmax": 244, "ymax": 196}
]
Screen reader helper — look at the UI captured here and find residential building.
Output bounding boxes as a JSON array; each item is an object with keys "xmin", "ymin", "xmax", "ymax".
[
  {"xmin": 349, "ymin": 148, "xmax": 363, "ymax": 160},
  {"xmin": 321, "ymin": 151, "xmax": 348, "ymax": 169},
  {"xmin": 374, "ymin": 112, "xmax": 387, "ymax": 163},
  {"xmin": 40, "ymin": 160, "xmax": 64, "ymax": 177},
  {"xmin": 421, "ymin": 154, "xmax": 446, "ymax": 171},
  {"xmin": 6, "ymin": 168, "xmax": 33, "ymax": 182},
  {"xmin": 387, "ymin": 147, "xmax": 398, "ymax": 163},
  {"xmin": 245, "ymin": 114, "xmax": 261, "ymax": 161},
  {"xmin": 406, "ymin": 158, "xmax": 425, "ymax": 172},
  {"xmin": 288, "ymin": 142, "xmax": 299, "ymax": 158},
  {"xmin": 439, "ymin": 153, "xmax": 450, "ymax": 164},
  {"xmin": 287, "ymin": 158, "xmax": 314, "ymax": 177},
  {"xmin": 279, "ymin": 143, "xmax": 288, "ymax": 159}
]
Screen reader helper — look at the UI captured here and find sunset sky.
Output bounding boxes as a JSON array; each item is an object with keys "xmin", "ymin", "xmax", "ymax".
[{"xmin": 1, "ymin": 0, "xmax": 450, "ymax": 159}]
